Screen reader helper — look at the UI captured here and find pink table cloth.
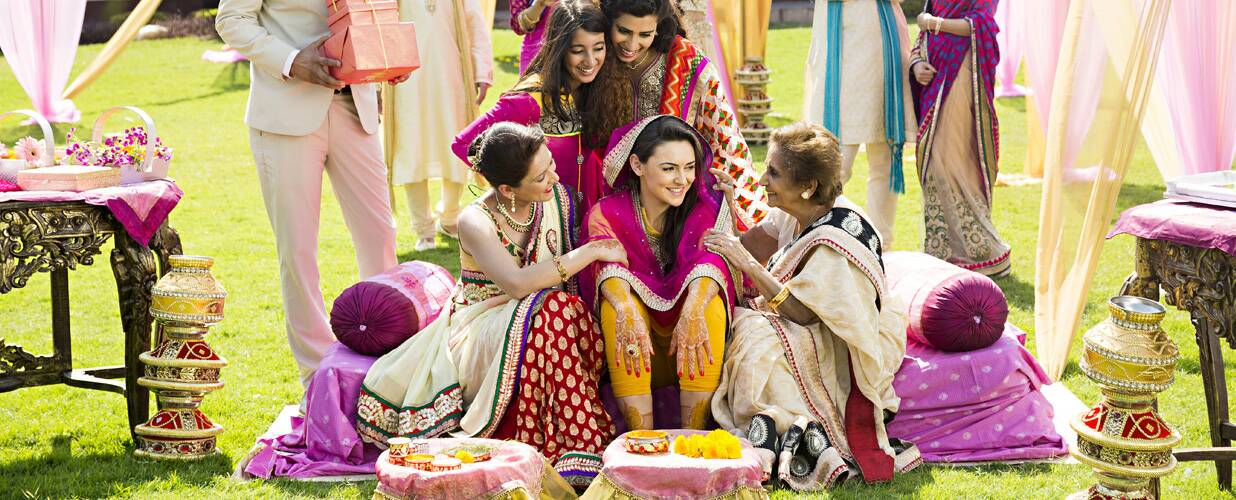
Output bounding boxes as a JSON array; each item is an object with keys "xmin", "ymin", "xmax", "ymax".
[
  {"xmin": 1107, "ymin": 199, "xmax": 1236, "ymax": 256},
  {"xmin": 588, "ymin": 430, "xmax": 768, "ymax": 499},
  {"xmin": 887, "ymin": 324, "xmax": 1069, "ymax": 463},
  {"xmin": 243, "ymin": 342, "xmax": 382, "ymax": 479},
  {"xmin": 374, "ymin": 438, "xmax": 547, "ymax": 499},
  {"xmin": 0, "ymin": 179, "xmax": 182, "ymax": 246}
]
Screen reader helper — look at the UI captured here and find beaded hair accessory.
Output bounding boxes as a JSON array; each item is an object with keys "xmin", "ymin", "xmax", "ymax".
[{"xmin": 466, "ymin": 126, "xmax": 499, "ymax": 174}]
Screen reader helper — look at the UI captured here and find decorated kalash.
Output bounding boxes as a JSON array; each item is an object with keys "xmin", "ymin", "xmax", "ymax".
[
  {"xmin": 133, "ymin": 256, "xmax": 228, "ymax": 460},
  {"xmin": 1070, "ymin": 296, "xmax": 1181, "ymax": 500}
]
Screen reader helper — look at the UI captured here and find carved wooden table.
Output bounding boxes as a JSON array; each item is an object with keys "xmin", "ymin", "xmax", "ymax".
[
  {"xmin": 0, "ymin": 200, "xmax": 181, "ymax": 440},
  {"xmin": 1110, "ymin": 200, "xmax": 1236, "ymax": 491}
]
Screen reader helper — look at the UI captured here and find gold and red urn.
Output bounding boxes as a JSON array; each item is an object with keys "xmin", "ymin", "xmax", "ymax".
[
  {"xmin": 1069, "ymin": 296, "xmax": 1181, "ymax": 500},
  {"xmin": 134, "ymin": 255, "xmax": 229, "ymax": 460}
]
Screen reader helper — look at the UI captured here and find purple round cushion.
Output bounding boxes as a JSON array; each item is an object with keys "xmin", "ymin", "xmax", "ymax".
[
  {"xmin": 886, "ymin": 252, "xmax": 1008, "ymax": 352},
  {"xmin": 330, "ymin": 261, "xmax": 454, "ymax": 356}
]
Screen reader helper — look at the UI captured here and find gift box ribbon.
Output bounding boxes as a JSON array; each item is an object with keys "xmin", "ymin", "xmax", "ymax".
[{"xmin": 329, "ymin": 0, "xmax": 391, "ymax": 71}]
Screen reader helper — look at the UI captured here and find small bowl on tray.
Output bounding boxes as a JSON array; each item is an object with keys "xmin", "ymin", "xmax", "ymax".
[{"xmin": 623, "ymin": 430, "xmax": 670, "ymax": 454}]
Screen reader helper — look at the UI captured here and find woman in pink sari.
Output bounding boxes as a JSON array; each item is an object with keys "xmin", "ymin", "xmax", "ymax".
[
  {"xmin": 453, "ymin": 0, "xmax": 608, "ymax": 214},
  {"xmin": 583, "ymin": 115, "xmax": 739, "ymax": 431},
  {"xmin": 910, "ymin": 0, "xmax": 1010, "ymax": 277}
]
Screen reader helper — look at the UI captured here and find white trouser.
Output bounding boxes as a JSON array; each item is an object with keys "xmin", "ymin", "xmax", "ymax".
[
  {"xmin": 250, "ymin": 95, "xmax": 398, "ymax": 387},
  {"xmin": 842, "ymin": 143, "xmax": 898, "ymax": 247},
  {"xmin": 404, "ymin": 180, "xmax": 464, "ymax": 238}
]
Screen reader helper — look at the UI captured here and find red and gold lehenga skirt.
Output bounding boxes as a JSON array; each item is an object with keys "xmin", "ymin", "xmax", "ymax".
[{"xmin": 357, "ymin": 288, "xmax": 614, "ymax": 487}]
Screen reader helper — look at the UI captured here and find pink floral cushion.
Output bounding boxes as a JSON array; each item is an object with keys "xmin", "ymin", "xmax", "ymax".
[
  {"xmin": 330, "ymin": 261, "xmax": 454, "ymax": 356},
  {"xmin": 885, "ymin": 251, "xmax": 1008, "ymax": 352}
]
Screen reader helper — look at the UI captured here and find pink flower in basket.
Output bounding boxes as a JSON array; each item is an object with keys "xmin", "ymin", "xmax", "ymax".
[
  {"xmin": 64, "ymin": 127, "xmax": 173, "ymax": 167},
  {"xmin": 0, "ymin": 140, "xmax": 7, "ymax": 158},
  {"xmin": 12, "ymin": 136, "xmax": 48, "ymax": 165}
]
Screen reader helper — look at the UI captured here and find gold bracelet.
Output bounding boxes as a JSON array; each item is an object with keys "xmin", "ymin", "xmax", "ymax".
[
  {"xmin": 767, "ymin": 286, "xmax": 791, "ymax": 311},
  {"xmin": 553, "ymin": 256, "xmax": 569, "ymax": 284},
  {"xmin": 519, "ymin": 9, "xmax": 537, "ymax": 31}
]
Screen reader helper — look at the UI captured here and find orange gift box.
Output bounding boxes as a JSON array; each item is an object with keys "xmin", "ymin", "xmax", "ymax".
[
  {"xmin": 327, "ymin": 0, "xmax": 400, "ymax": 32},
  {"xmin": 324, "ymin": 22, "xmax": 419, "ymax": 85}
]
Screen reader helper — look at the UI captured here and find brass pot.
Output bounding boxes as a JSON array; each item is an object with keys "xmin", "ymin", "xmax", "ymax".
[
  {"xmin": 150, "ymin": 255, "xmax": 227, "ymax": 326},
  {"xmin": 1080, "ymin": 296, "xmax": 1178, "ymax": 393}
]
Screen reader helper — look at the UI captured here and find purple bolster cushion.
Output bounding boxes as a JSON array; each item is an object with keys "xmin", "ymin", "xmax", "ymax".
[
  {"xmin": 885, "ymin": 251, "xmax": 1008, "ymax": 352},
  {"xmin": 330, "ymin": 261, "xmax": 455, "ymax": 356}
]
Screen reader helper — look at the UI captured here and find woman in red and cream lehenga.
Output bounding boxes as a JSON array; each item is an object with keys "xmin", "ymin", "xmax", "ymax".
[{"xmin": 357, "ymin": 123, "xmax": 625, "ymax": 487}]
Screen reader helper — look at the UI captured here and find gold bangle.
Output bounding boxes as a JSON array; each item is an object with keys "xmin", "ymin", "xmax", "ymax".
[
  {"xmin": 554, "ymin": 256, "xmax": 569, "ymax": 284},
  {"xmin": 519, "ymin": 9, "xmax": 537, "ymax": 31},
  {"xmin": 767, "ymin": 286, "xmax": 791, "ymax": 311}
]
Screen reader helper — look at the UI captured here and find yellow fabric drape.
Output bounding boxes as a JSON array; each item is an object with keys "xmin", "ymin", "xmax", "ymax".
[
  {"xmin": 712, "ymin": 0, "xmax": 772, "ymax": 116},
  {"xmin": 1024, "ymin": 94, "xmax": 1045, "ymax": 178},
  {"xmin": 1033, "ymin": 0, "xmax": 1170, "ymax": 381},
  {"xmin": 62, "ymin": 0, "xmax": 163, "ymax": 99}
]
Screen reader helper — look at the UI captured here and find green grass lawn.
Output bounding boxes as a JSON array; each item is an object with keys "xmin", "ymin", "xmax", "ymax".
[{"xmin": 0, "ymin": 28, "xmax": 1233, "ymax": 499}]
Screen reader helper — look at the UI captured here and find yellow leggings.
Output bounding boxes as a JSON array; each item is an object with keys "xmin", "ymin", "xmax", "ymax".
[{"xmin": 600, "ymin": 290, "xmax": 727, "ymax": 398}]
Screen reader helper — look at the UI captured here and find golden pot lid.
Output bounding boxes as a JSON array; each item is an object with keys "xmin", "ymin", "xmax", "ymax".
[
  {"xmin": 1085, "ymin": 297, "xmax": 1178, "ymax": 366},
  {"xmin": 168, "ymin": 255, "xmax": 214, "ymax": 270},
  {"xmin": 1106, "ymin": 296, "xmax": 1165, "ymax": 327}
]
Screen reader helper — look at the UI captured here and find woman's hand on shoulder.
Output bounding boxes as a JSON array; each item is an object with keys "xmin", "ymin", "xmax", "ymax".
[
  {"xmin": 585, "ymin": 238, "xmax": 628, "ymax": 266},
  {"xmin": 703, "ymin": 229, "xmax": 756, "ymax": 273}
]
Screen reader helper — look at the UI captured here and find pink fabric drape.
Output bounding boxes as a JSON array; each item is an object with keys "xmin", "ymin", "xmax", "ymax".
[
  {"xmin": 0, "ymin": 0, "xmax": 86, "ymax": 123},
  {"xmin": 994, "ymin": 0, "xmax": 1027, "ymax": 98},
  {"xmin": 1022, "ymin": 1, "xmax": 1070, "ymax": 136},
  {"xmin": 1152, "ymin": 1, "xmax": 1236, "ymax": 176}
]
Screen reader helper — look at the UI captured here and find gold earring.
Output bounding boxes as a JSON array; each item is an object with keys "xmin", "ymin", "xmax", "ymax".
[
  {"xmin": 509, "ymin": 194, "xmax": 517, "ymax": 213},
  {"xmin": 801, "ymin": 190, "xmax": 812, "ymax": 200}
]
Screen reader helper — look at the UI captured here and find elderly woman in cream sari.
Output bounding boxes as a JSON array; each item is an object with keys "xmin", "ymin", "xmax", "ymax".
[{"xmin": 703, "ymin": 122, "xmax": 920, "ymax": 490}]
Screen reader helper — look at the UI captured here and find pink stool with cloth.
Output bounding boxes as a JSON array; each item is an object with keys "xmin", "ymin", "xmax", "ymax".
[
  {"xmin": 374, "ymin": 438, "xmax": 574, "ymax": 499},
  {"xmin": 581, "ymin": 430, "xmax": 769, "ymax": 499}
]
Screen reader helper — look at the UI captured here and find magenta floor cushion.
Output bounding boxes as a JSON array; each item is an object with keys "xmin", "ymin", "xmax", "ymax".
[
  {"xmin": 886, "ymin": 251, "xmax": 1008, "ymax": 352},
  {"xmin": 888, "ymin": 324, "xmax": 1068, "ymax": 463},
  {"xmin": 330, "ymin": 261, "xmax": 454, "ymax": 356}
]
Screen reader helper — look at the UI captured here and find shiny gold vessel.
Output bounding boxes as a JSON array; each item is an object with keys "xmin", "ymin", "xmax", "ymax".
[{"xmin": 1070, "ymin": 296, "xmax": 1181, "ymax": 500}]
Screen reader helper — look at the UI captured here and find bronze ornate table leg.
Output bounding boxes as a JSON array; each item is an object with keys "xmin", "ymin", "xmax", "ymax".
[
  {"xmin": 111, "ymin": 227, "xmax": 158, "ymax": 440},
  {"xmin": 109, "ymin": 222, "xmax": 183, "ymax": 440},
  {"xmin": 1122, "ymin": 238, "xmax": 1235, "ymax": 491}
]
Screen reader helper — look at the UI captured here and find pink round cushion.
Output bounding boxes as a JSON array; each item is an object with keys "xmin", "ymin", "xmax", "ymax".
[
  {"xmin": 330, "ymin": 261, "xmax": 454, "ymax": 356},
  {"xmin": 885, "ymin": 251, "xmax": 1008, "ymax": 352}
]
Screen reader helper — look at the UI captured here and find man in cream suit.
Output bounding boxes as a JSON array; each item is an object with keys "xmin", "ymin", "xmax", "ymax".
[{"xmin": 217, "ymin": 0, "xmax": 401, "ymax": 386}]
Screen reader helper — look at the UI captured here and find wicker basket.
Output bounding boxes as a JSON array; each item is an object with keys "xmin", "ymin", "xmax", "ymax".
[{"xmin": 0, "ymin": 109, "xmax": 56, "ymax": 183}]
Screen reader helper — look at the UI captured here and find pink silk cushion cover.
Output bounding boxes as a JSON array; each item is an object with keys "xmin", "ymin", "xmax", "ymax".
[
  {"xmin": 886, "ymin": 251, "xmax": 1008, "ymax": 352},
  {"xmin": 330, "ymin": 261, "xmax": 454, "ymax": 356}
]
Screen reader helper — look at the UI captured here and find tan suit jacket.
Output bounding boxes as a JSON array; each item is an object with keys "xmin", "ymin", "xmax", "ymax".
[{"xmin": 217, "ymin": 0, "xmax": 381, "ymax": 136}]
